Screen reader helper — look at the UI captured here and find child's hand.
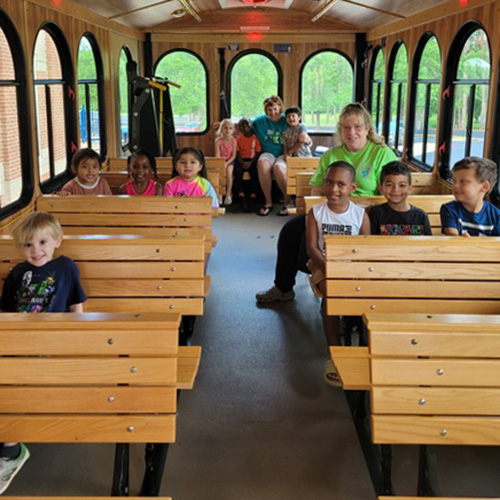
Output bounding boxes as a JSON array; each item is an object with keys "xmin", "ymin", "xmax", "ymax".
[{"xmin": 462, "ymin": 231, "xmax": 471, "ymax": 237}]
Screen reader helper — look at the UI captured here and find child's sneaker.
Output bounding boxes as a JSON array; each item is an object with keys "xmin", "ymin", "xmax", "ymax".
[
  {"xmin": 224, "ymin": 194, "xmax": 233, "ymax": 206},
  {"xmin": 0, "ymin": 444, "xmax": 30, "ymax": 494}
]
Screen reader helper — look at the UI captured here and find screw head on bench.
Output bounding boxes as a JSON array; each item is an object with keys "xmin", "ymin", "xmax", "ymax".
[
  {"xmin": 183, "ymin": 217, "xmax": 188, "ymax": 222},
  {"xmin": 127, "ymin": 426, "xmax": 134, "ymax": 432},
  {"xmin": 169, "ymin": 304, "xmax": 175, "ymax": 309},
  {"xmin": 156, "ymin": 248, "xmax": 161, "ymax": 253},
  {"xmin": 370, "ymin": 305, "xmax": 375, "ymax": 310},
  {"xmin": 157, "ymin": 285, "xmax": 162, "ymax": 290},
  {"xmin": 107, "ymin": 338, "xmax": 114, "ymax": 345},
  {"xmin": 436, "ymin": 368, "xmax": 444, "ymax": 375},
  {"xmin": 130, "ymin": 366, "xmax": 137, "ymax": 373},
  {"xmin": 418, "ymin": 398, "xmax": 426, "ymax": 405},
  {"xmin": 175, "ymin": 205, "xmax": 179, "ymax": 209},
  {"xmin": 440, "ymin": 429, "xmax": 447, "ymax": 436},
  {"xmin": 411, "ymin": 338, "xmax": 418, "ymax": 345},
  {"xmin": 352, "ymin": 248, "xmax": 358, "ymax": 253},
  {"xmin": 368, "ymin": 267, "xmax": 374, "ymax": 272},
  {"xmin": 108, "ymin": 396, "xmax": 115, "ymax": 403},
  {"xmin": 356, "ymin": 286, "xmax": 361, "ymax": 292},
  {"xmin": 171, "ymin": 267, "xmax": 176, "ymax": 272}
]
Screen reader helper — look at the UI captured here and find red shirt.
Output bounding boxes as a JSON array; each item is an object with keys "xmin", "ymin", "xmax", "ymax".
[{"xmin": 236, "ymin": 134, "xmax": 261, "ymax": 159}]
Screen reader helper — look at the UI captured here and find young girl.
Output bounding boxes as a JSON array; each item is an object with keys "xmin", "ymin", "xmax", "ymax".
[
  {"xmin": 119, "ymin": 149, "xmax": 162, "ymax": 195},
  {"xmin": 164, "ymin": 147, "xmax": 219, "ymax": 208},
  {"xmin": 215, "ymin": 118, "xmax": 237, "ymax": 206},
  {"xmin": 58, "ymin": 148, "xmax": 112, "ymax": 195},
  {"xmin": 306, "ymin": 161, "xmax": 370, "ymax": 386}
]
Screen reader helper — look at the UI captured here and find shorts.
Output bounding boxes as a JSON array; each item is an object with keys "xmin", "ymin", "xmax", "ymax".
[
  {"xmin": 258, "ymin": 152, "xmax": 287, "ymax": 169},
  {"xmin": 307, "ymin": 259, "xmax": 326, "ymax": 297}
]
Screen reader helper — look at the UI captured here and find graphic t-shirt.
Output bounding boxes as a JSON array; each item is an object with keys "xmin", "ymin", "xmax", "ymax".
[
  {"xmin": 369, "ymin": 203, "xmax": 432, "ymax": 235},
  {"xmin": 164, "ymin": 176, "xmax": 219, "ymax": 208},
  {"xmin": 251, "ymin": 114, "xmax": 288, "ymax": 157},
  {"xmin": 282, "ymin": 124, "xmax": 312, "ymax": 157},
  {"xmin": 0, "ymin": 255, "xmax": 87, "ymax": 312},
  {"xmin": 440, "ymin": 200, "xmax": 500, "ymax": 236}
]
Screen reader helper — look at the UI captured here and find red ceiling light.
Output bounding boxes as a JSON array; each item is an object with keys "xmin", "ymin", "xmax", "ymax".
[
  {"xmin": 459, "ymin": 0, "xmax": 469, "ymax": 5},
  {"xmin": 247, "ymin": 32, "xmax": 263, "ymax": 41},
  {"xmin": 241, "ymin": 0, "xmax": 270, "ymax": 4}
]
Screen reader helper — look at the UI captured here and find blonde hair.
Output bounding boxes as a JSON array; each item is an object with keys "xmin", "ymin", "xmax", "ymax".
[
  {"xmin": 11, "ymin": 212, "xmax": 63, "ymax": 247},
  {"xmin": 217, "ymin": 118, "xmax": 234, "ymax": 136},
  {"xmin": 334, "ymin": 102, "xmax": 385, "ymax": 147},
  {"xmin": 263, "ymin": 95, "xmax": 284, "ymax": 113}
]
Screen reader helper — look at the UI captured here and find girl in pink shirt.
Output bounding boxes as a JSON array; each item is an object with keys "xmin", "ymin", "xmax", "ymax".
[
  {"xmin": 119, "ymin": 149, "xmax": 162, "ymax": 195},
  {"xmin": 215, "ymin": 118, "xmax": 237, "ymax": 206}
]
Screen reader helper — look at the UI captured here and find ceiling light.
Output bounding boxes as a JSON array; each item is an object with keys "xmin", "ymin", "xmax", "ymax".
[{"xmin": 171, "ymin": 8, "xmax": 186, "ymax": 18}]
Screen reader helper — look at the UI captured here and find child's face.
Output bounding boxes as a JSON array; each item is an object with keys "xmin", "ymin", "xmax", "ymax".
[
  {"xmin": 380, "ymin": 174, "xmax": 412, "ymax": 208},
  {"xmin": 239, "ymin": 120, "xmax": 252, "ymax": 137},
  {"xmin": 175, "ymin": 153, "xmax": 202, "ymax": 182},
  {"xmin": 286, "ymin": 113, "xmax": 301, "ymax": 128},
  {"xmin": 323, "ymin": 167, "xmax": 357, "ymax": 210},
  {"xmin": 452, "ymin": 168, "xmax": 489, "ymax": 206},
  {"xmin": 76, "ymin": 157, "xmax": 100, "ymax": 186},
  {"xmin": 19, "ymin": 230, "xmax": 62, "ymax": 268},
  {"xmin": 130, "ymin": 154, "xmax": 153, "ymax": 184},
  {"xmin": 221, "ymin": 122, "xmax": 234, "ymax": 137}
]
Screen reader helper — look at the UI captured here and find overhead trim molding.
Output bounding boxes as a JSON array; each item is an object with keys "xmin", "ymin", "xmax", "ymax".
[{"xmin": 311, "ymin": 0, "xmax": 341, "ymax": 23}]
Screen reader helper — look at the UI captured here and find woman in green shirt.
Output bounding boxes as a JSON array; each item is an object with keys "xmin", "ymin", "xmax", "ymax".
[{"xmin": 256, "ymin": 102, "xmax": 397, "ymax": 303}]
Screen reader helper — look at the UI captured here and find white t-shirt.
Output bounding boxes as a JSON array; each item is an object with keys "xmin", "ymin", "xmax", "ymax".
[{"xmin": 312, "ymin": 200, "xmax": 365, "ymax": 256}]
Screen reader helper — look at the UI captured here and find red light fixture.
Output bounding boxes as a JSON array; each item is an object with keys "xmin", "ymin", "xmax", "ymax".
[
  {"xmin": 460, "ymin": 0, "xmax": 468, "ymax": 5},
  {"xmin": 247, "ymin": 32, "xmax": 262, "ymax": 41},
  {"xmin": 53, "ymin": 0, "xmax": 61, "ymax": 5},
  {"xmin": 241, "ymin": 0, "xmax": 269, "ymax": 4}
]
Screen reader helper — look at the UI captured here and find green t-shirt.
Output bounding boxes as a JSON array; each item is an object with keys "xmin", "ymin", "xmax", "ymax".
[{"xmin": 309, "ymin": 142, "xmax": 397, "ymax": 196}]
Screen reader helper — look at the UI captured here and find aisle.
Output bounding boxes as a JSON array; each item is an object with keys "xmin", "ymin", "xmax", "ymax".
[{"xmin": 161, "ymin": 211, "xmax": 374, "ymax": 499}]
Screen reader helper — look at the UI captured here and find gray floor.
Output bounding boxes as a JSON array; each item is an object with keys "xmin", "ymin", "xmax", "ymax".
[{"xmin": 8, "ymin": 208, "xmax": 500, "ymax": 498}]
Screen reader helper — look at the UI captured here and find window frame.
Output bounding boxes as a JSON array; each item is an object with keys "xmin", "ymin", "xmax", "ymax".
[
  {"xmin": 77, "ymin": 32, "xmax": 106, "ymax": 159},
  {"xmin": 154, "ymin": 48, "xmax": 209, "ymax": 136},
  {"xmin": 226, "ymin": 48, "xmax": 283, "ymax": 120},
  {"xmin": 118, "ymin": 45, "xmax": 133, "ymax": 152},
  {"xmin": 0, "ymin": 7, "xmax": 33, "ymax": 218},
  {"xmin": 490, "ymin": 50, "xmax": 500, "ymax": 204},
  {"xmin": 33, "ymin": 22, "xmax": 77, "ymax": 194},
  {"xmin": 298, "ymin": 48, "xmax": 354, "ymax": 137},
  {"xmin": 439, "ymin": 21, "xmax": 491, "ymax": 181},
  {"xmin": 369, "ymin": 46, "xmax": 385, "ymax": 136},
  {"xmin": 407, "ymin": 32, "xmax": 442, "ymax": 172}
]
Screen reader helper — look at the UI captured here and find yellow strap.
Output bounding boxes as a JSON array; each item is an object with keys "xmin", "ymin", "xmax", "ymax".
[{"xmin": 0, "ymin": 205, "xmax": 34, "ymax": 232}]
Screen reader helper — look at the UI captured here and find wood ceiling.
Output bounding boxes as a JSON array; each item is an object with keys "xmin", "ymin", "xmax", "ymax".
[{"xmin": 70, "ymin": 0, "xmax": 453, "ymax": 32}]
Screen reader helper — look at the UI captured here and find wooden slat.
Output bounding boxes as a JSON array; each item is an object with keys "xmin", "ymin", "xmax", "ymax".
[
  {"xmin": 85, "ymin": 297, "xmax": 204, "ymax": 315},
  {"xmin": 372, "ymin": 387, "xmax": 500, "ymax": 416},
  {"xmin": 0, "ymin": 415, "xmax": 176, "ymax": 443},
  {"xmin": 372, "ymin": 415, "xmax": 500, "ymax": 445},
  {"xmin": 330, "ymin": 346, "xmax": 370, "ymax": 390},
  {"xmin": 54, "ymin": 213, "xmax": 212, "ymax": 227},
  {"xmin": 177, "ymin": 345, "xmax": 202, "ymax": 390},
  {"xmin": 81, "ymin": 279, "xmax": 204, "ymax": 297},
  {"xmin": 0, "ymin": 386, "xmax": 177, "ymax": 413}
]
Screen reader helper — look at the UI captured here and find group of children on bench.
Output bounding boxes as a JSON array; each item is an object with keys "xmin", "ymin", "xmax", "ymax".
[
  {"xmin": 0, "ymin": 212, "xmax": 87, "ymax": 494},
  {"xmin": 305, "ymin": 156, "xmax": 500, "ymax": 386}
]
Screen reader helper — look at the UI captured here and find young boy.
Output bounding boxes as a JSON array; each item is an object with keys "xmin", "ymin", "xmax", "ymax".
[
  {"xmin": 235, "ymin": 117, "xmax": 261, "ymax": 211},
  {"xmin": 282, "ymin": 106, "xmax": 312, "ymax": 158},
  {"xmin": 441, "ymin": 157, "xmax": 500, "ymax": 236},
  {"xmin": 370, "ymin": 161, "xmax": 432, "ymax": 235},
  {"xmin": 0, "ymin": 211, "xmax": 86, "ymax": 494},
  {"xmin": 306, "ymin": 161, "xmax": 370, "ymax": 386}
]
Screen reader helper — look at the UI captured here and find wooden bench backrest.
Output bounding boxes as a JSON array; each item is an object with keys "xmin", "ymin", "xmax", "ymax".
[
  {"xmin": 325, "ymin": 235, "xmax": 500, "ymax": 317},
  {"xmin": 36, "ymin": 195, "xmax": 216, "ymax": 254},
  {"xmin": 305, "ymin": 195, "xmax": 454, "ymax": 235},
  {"xmin": 0, "ymin": 235, "xmax": 207, "ymax": 316},
  {"xmin": 106, "ymin": 156, "xmax": 227, "ymax": 195},
  {"xmin": 0, "ymin": 312, "xmax": 200, "ymax": 443},
  {"xmin": 295, "ymin": 171, "xmax": 436, "ymax": 214},
  {"xmin": 286, "ymin": 157, "xmax": 320, "ymax": 195},
  {"xmin": 363, "ymin": 313, "xmax": 500, "ymax": 446}
]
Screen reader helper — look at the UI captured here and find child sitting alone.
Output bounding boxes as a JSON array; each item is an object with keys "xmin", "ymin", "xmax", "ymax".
[
  {"xmin": 0, "ymin": 211, "xmax": 87, "ymax": 495},
  {"xmin": 282, "ymin": 106, "xmax": 312, "ymax": 158},
  {"xmin": 441, "ymin": 156, "xmax": 500, "ymax": 236},
  {"xmin": 58, "ymin": 148, "xmax": 112, "ymax": 195},
  {"xmin": 215, "ymin": 118, "xmax": 237, "ymax": 206},
  {"xmin": 370, "ymin": 161, "xmax": 432, "ymax": 235}
]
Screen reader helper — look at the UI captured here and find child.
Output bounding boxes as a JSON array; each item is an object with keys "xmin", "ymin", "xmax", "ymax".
[
  {"xmin": 235, "ymin": 117, "xmax": 261, "ymax": 212},
  {"xmin": 119, "ymin": 149, "xmax": 162, "ymax": 195},
  {"xmin": 370, "ymin": 161, "xmax": 432, "ymax": 235},
  {"xmin": 58, "ymin": 148, "xmax": 112, "ymax": 195},
  {"xmin": 306, "ymin": 161, "xmax": 370, "ymax": 386},
  {"xmin": 282, "ymin": 106, "xmax": 312, "ymax": 158},
  {"xmin": 0, "ymin": 212, "xmax": 86, "ymax": 494},
  {"xmin": 441, "ymin": 157, "xmax": 500, "ymax": 236},
  {"xmin": 215, "ymin": 118, "xmax": 237, "ymax": 206},
  {"xmin": 164, "ymin": 147, "xmax": 219, "ymax": 209}
]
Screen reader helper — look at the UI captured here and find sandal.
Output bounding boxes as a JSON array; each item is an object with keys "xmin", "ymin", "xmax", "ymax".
[
  {"xmin": 323, "ymin": 358, "xmax": 342, "ymax": 387},
  {"xmin": 278, "ymin": 203, "xmax": 294, "ymax": 216},
  {"xmin": 258, "ymin": 205, "xmax": 272, "ymax": 216}
]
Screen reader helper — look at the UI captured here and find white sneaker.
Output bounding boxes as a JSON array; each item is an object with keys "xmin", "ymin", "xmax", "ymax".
[
  {"xmin": 256, "ymin": 286, "xmax": 295, "ymax": 303},
  {"xmin": 225, "ymin": 194, "xmax": 233, "ymax": 206},
  {"xmin": 0, "ymin": 443, "xmax": 30, "ymax": 494}
]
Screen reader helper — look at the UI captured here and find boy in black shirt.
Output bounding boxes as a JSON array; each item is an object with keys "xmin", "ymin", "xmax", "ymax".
[{"xmin": 369, "ymin": 161, "xmax": 432, "ymax": 235}]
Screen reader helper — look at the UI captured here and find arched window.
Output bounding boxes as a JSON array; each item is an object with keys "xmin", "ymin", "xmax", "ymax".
[
  {"xmin": 440, "ymin": 24, "xmax": 491, "ymax": 177},
  {"xmin": 409, "ymin": 34, "xmax": 441, "ymax": 170},
  {"xmin": 118, "ymin": 46, "xmax": 132, "ymax": 149},
  {"xmin": 387, "ymin": 42, "xmax": 408, "ymax": 155},
  {"xmin": 300, "ymin": 50, "xmax": 353, "ymax": 134},
  {"xmin": 77, "ymin": 33, "xmax": 105, "ymax": 156},
  {"xmin": 155, "ymin": 49, "xmax": 208, "ymax": 134},
  {"xmin": 0, "ymin": 10, "xmax": 32, "ymax": 215},
  {"xmin": 370, "ymin": 47, "xmax": 385, "ymax": 135},
  {"xmin": 33, "ymin": 24, "xmax": 75, "ymax": 189},
  {"xmin": 228, "ymin": 50, "xmax": 281, "ymax": 121}
]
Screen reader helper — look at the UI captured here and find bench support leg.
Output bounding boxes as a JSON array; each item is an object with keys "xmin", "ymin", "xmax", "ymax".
[
  {"xmin": 111, "ymin": 443, "xmax": 129, "ymax": 496},
  {"xmin": 139, "ymin": 443, "xmax": 169, "ymax": 496},
  {"xmin": 417, "ymin": 445, "xmax": 440, "ymax": 496},
  {"xmin": 179, "ymin": 315, "xmax": 196, "ymax": 346}
]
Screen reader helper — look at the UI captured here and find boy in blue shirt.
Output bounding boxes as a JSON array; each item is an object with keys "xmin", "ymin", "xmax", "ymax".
[{"xmin": 440, "ymin": 157, "xmax": 500, "ymax": 236}]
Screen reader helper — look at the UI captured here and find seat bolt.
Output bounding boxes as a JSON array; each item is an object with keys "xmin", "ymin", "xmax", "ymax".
[
  {"xmin": 352, "ymin": 249, "xmax": 358, "ymax": 253},
  {"xmin": 108, "ymin": 396, "xmax": 115, "ymax": 403},
  {"xmin": 356, "ymin": 286, "xmax": 361, "ymax": 292},
  {"xmin": 368, "ymin": 267, "xmax": 374, "ymax": 272},
  {"xmin": 437, "ymin": 368, "xmax": 444, "ymax": 375},
  {"xmin": 157, "ymin": 285, "xmax": 162, "ymax": 290},
  {"xmin": 130, "ymin": 366, "xmax": 137, "ymax": 373},
  {"xmin": 411, "ymin": 338, "xmax": 418, "ymax": 345},
  {"xmin": 171, "ymin": 267, "xmax": 176, "ymax": 272},
  {"xmin": 440, "ymin": 429, "xmax": 447, "ymax": 436},
  {"xmin": 169, "ymin": 304, "xmax": 175, "ymax": 309},
  {"xmin": 127, "ymin": 426, "xmax": 134, "ymax": 432},
  {"xmin": 370, "ymin": 305, "xmax": 375, "ymax": 310},
  {"xmin": 418, "ymin": 398, "xmax": 426, "ymax": 405},
  {"xmin": 108, "ymin": 338, "xmax": 114, "ymax": 345},
  {"xmin": 156, "ymin": 248, "xmax": 161, "ymax": 253}
]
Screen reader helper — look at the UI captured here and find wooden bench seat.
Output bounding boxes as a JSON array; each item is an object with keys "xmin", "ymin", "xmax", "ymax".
[
  {"xmin": 36, "ymin": 195, "xmax": 217, "ymax": 254},
  {"xmin": 0, "ymin": 235, "xmax": 208, "ymax": 317},
  {"xmin": 286, "ymin": 157, "xmax": 320, "ymax": 196},
  {"xmin": 0, "ymin": 312, "xmax": 200, "ymax": 495},
  {"xmin": 324, "ymin": 235, "xmax": 500, "ymax": 316},
  {"xmin": 305, "ymin": 194, "xmax": 454, "ymax": 234}
]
